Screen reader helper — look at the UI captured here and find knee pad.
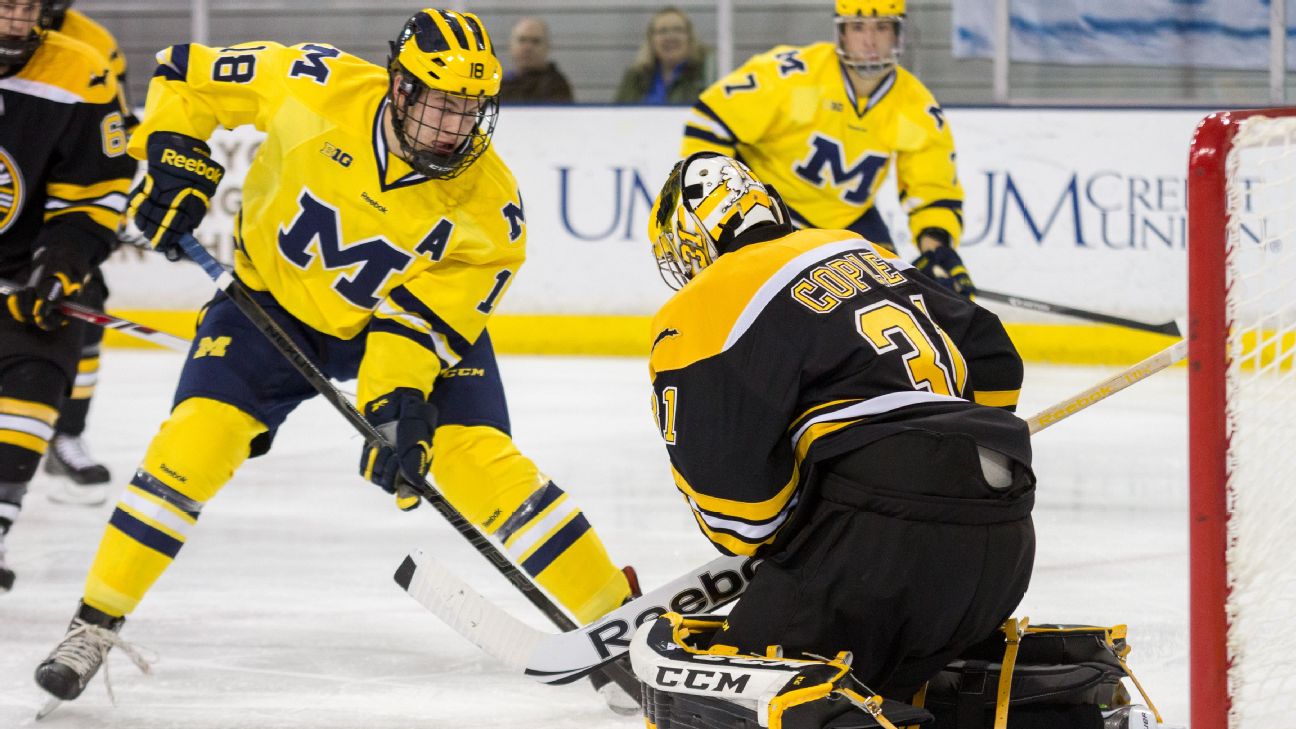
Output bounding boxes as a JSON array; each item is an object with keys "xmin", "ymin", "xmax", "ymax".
[
  {"xmin": 631, "ymin": 613, "xmax": 933, "ymax": 729},
  {"xmin": 0, "ymin": 358, "xmax": 69, "ymax": 483},
  {"xmin": 140, "ymin": 397, "xmax": 267, "ymax": 503}
]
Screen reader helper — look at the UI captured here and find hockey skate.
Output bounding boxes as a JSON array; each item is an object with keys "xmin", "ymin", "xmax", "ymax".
[
  {"xmin": 1102, "ymin": 705, "xmax": 1183, "ymax": 729},
  {"xmin": 34, "ymin": 601, "xmax": 151, "ymax": 718},
  {"xmin": 589, "ymin": 565, "xmax": 643, "ymax": 715},
  {"xmin": 44, "ymin": 434, "xmax": 110, "ymax": 505}
]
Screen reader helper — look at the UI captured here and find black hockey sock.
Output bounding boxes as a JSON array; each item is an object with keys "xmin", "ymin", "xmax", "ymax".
[{"xmin": 55, "ymin": 395, "xmax": 92, "ymax": 437}]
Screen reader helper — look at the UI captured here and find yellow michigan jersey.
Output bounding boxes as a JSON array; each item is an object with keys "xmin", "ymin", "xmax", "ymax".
[
  {"xmin": 130, "ymin": 42, "xmax": 527, "ymax": 407},
  {"xmin": 0, "ymin": 31, "xmax": 133, "ymax": 277},
  {"xmin": 55, "ymin": 8, "xmax": 133, "ymax": 126},
  {"xmin": 648, "ymin": 228, "xmax": 1024, "ymax": 556},
  {"xmin": 682, "ymin": 43, "xmax": 962, "ymax": 247}
]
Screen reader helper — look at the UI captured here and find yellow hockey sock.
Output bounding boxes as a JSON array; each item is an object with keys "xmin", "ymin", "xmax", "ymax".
[
  {"xmin": 431, "ymin": 424, "xmax": 630, "ymax": 622},
  {"xmin": 84, "ymin": 398, "xmax": 265, "ymax": 617}
]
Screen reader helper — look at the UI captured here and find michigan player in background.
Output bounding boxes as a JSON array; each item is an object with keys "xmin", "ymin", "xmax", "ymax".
[
  {"xmin": 0, "ymin": 0, "xmax": 135, "ymax": 592},
  {"xmin": 35, "ymin": 8, "xmax": 635, "ymax": 707},
  {"xmin": 633, "ymin": 152, "xmax": 1032, "ymax": 727},
  {"xmin": 39, "ymin": 0, "xmax": 138, "ymax": 499},
  {"xmin": 682, "ymin": 0, "xmax": 975, "ymax": 298}
]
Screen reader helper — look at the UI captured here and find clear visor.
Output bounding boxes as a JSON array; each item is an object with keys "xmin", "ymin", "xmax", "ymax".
[
  {"xmin": 391, "ymin": 70, "xmax": 499, "ymax": 179},
  {"xmin": 834, "ymin": 15, "xmax": 903, "ymax": 75}
]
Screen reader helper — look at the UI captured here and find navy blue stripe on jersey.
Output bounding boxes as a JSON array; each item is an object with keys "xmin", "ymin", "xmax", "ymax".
[
  {"xmin": 844, "ymin": 206, "xmax": 894, "ymax": 246},
  {"xmin": 153, "ymin": 44, "xmax": 191, "ymax": 81},
  {"xmin": 692, "ymin": 100, "xmax": 740, "ymax": 144},
  {"xmin": 368, "ymin": 318, "xmax": 446, "ymax": 367},
  {"xmin": 783, "ymin": 202, "xmax": 813, "ymax": 229},
  {"xmin": 684, "ymin": 126, "xmax": 734, "ymax": 149},
  {"xmin": 496, "ymin": 481, "xmax": 564, "ymax": 544},
  {"xmin": 388, "ymin": 286, "xmax": 472, "ymax": 355},
  {"xmin": 130, "ymin": 470, "xmax": 203, "ymax": 518},
  {"xmin": 371, "ymin": 99, "xmax": 431, "ymax": 192},
  {"xmin": 911, "ymin": 198, "xmax": 965, "ymax": 226},
  {"xmin": 109, "ymin": 508, "xmax": 184, "ymax": 558},
  {"xmin": 520, "ymin": 513, "xmax": 591, "ymax": 577}
]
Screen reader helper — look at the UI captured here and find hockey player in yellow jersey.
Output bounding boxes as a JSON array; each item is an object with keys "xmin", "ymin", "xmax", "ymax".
[
  {"xmin": 0, "ymin": 1, "xmax": 135, "ymax": 592},
  {"xmin": 35, "ymin": 8, "xmax": 634, "ymax": 708},
  {"xmin": 681, "ymin": 0, "xmax": 975, "ymax": 298},
  {"xmin": 38, "ymin": 0, "xmax": 138, "ymax": 498}
]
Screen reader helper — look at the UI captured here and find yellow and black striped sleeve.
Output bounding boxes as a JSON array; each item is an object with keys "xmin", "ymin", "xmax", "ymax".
[
  {"xmin": 893, "ymin": 74, "xmax": 964, "ymax": 246},
  {"xmin": 38, "ymin": 36, "xmax": 135, "ymax": 267}
]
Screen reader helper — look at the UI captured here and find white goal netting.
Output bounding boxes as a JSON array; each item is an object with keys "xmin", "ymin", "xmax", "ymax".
[{"xmin": 1222, "ymin": 115, "xmax": 1296, "ymax": 725}]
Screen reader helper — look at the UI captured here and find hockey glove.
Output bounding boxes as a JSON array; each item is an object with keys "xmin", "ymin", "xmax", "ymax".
[
  {"xmin": 5, "ymin": 243, "xmax": 90, "ymax": 331},
  {"xmin": 359, "ymin": 388, "xmax": 436, "ymax": 511},
  {"xmin": 127, "ymin": 132, "xmax": 225, "ymax": 261},
  {"xmin": 912, "ymin": 229, "xmax": 976, "ymax": 299}
]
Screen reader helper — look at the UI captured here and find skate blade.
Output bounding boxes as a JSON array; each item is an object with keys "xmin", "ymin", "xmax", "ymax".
[
  {"xmin": 36, "ymin": 696, "xmax": 62, "ymax": 720},
  {"xmin": 45, "ymin": 483, "xmax": 108, "ymax": 506}
]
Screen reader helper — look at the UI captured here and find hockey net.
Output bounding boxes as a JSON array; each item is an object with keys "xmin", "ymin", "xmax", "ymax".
[{"xmin": 1188, "ymin": 108, "xmax": 1296, "ymax": 727}]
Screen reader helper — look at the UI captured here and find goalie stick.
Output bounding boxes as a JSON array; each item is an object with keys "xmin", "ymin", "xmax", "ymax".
[
  {"xmin": 398, "ymin": 338, "xmax": 1188, "ymax": 684},
  {"xmin": 976, "ymin": 288, "xmax": 1183, "ymax": 337},
  {"xmin": 0, "ymin": 278, "xmax": 191, "ymax": 352},
  {"xmin": 173, "ymin": 235, "xmax": 641, "ymax": 701}
]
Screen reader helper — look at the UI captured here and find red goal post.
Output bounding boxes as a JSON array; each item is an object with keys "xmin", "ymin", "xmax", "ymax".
[{"xmin": 1188, "ymin": 107, "xmax": 1296, "ymax": 728}]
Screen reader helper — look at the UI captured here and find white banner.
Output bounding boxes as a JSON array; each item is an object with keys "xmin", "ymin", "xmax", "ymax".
[
  {"xmin": 953, "ymin": 0, "xmax": 1292, "ymax": 70},
  {"xmin": 103, "ymin": 107, "xmax": 1216, "ymax": 324}
]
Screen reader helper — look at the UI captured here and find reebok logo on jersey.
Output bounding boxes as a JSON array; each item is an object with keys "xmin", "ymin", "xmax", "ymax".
[
  {"xmin": 361, "ymin": 191, "xmax": 388, "ymax": 214},
  {"xmin": 159, "ymin": 149, "xmax": 225, "ymax": 184}
]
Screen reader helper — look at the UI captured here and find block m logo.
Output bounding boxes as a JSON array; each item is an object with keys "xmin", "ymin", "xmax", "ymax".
[
  {"xmin": 792, "ymin": 134, "xmax": 889, "ymax": 205},
  {"xmin": 194, "ymin": 336, "xmax": 232, "ymax": 359}
]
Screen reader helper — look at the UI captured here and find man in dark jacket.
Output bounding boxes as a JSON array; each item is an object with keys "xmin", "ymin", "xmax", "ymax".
[{"xmin": 501, "ymin": 17, "xmax": 574, "ymax": 104}]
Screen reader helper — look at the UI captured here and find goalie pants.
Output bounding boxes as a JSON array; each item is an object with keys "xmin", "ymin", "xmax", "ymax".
[
  {"xmin": 82, "ymin": 289, "xmax": 629, "ymax": 622},
  {"xmin": 713, "ymin": 430, "xmax": 1036, "ymax": 702}
]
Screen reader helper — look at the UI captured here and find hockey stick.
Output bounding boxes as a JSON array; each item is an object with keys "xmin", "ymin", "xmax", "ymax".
[
  {"xmin": 172, "ymin": 235, "xmax": 641, "ymax": 700},
  {"xmin": 0, "ymin": 277, "xmax": 191, "ymax": 351},
  {"xmin": 1026, "ymin": 339, "xmax": 1187, "ymax": 434},
  {"xmin": 398, "ymin": 340, "xmax": 1190, "ymax": 685},
  {"xmin": 976, "ymin": 288, "xmax": 1182, "ymax": 337}
]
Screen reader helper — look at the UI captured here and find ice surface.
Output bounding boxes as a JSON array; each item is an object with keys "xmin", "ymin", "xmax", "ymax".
[{"xmin": 0, "ymin": 351, "xmax": 1189, "ymax": 727}]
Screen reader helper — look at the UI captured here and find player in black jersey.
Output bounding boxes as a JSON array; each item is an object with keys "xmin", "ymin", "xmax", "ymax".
[
  {"xmin": 0, "ymin": 0, "xmax": 135, "ymax": 592},
  {"xmin": 631, "ymin": 152, "xmax": 1036, "ymax": 728}
]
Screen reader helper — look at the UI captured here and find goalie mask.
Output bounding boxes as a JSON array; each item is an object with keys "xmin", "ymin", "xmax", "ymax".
[
  {"xmin": 649, "ymin": 152, "xmax": 790, "ymax": 290},
  {"xmin": 835, "ymin": 0, "xmax": 905, "ymax": 76},
  {"xmin": 386, "ymin": 8, "xmax": 501, "ymax": 180},
  {"xmin": 0, "ymin": 0, "xmax": 46, "ymax": 67}
]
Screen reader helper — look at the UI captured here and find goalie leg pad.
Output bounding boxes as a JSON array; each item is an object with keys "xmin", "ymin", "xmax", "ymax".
[{"xmin": 631, "ymin": 613, "xmax": 934, "ymax": 729}]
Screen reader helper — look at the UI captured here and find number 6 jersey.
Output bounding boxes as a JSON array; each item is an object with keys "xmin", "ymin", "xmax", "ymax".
[
  {"xmin": 647, "ymin": 228, "xmax": 1027, "ymax": 556},
  {"xmin": 130, "ymin": 42, "xmax": 526, "ymax": 406}
]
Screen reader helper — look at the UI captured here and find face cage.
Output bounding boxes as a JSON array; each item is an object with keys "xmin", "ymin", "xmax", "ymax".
[
  {"xmin": 834, "ymin": 16, "xmax": 904, "ymax": 76},
  {"xmin": 0, "ymin": 1, "xmax": 44, "ymax": 66},
  {"xmin": 654, "ymin": 209, "xmax": 715, "ymax": 291},
  {"xmin": 389, "ymin": 70, "xmax": 500, "ymax": 180}
]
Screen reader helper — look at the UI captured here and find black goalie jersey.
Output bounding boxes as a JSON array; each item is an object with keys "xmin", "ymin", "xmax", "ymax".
[
  {"xmin": 648, "ymin": 227, "xmax": 1028, "ymax": 556},
  {"xmin": 0, "ymin": 31, "xmax": 134, "ymax": 280}
]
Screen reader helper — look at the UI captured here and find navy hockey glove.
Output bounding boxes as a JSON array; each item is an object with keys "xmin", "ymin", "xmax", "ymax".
[
  {"xmin": 5, "ymin": 243, "xmax": 89, "ymax": 331},
  {"xmin": 360, "ymin": 388, "xmax": 436, "ymax": 511},
  {"xmin": 912, "ymin": 229, "xmax": 975, "ymax": 298},
  {"xmin": 127, "ymin": 133, "xmax": 225, "ymax": 261}
]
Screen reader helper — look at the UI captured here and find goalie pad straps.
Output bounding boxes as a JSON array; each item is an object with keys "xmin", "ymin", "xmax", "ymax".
[{"xmin": 630, "ymin": 612, "xmax": 921, "ymax": 729}]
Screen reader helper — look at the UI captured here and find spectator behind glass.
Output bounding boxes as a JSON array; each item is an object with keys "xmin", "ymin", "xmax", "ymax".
[
  {"xmin": 500, "ymin": 17, "xmax": 575, "ymax": 103},
  {"xmin": 614, "ymin": 6, "xmax": 713, "ymax": 104}
]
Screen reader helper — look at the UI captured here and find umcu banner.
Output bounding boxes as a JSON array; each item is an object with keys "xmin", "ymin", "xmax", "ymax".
[
  {"xmin": 953, "ymin": 0, "xmax": 1293, "ymax": 70},
  {"xmin": 103, "ymin": 107, "xmax": 1209, "ymax": 327}
]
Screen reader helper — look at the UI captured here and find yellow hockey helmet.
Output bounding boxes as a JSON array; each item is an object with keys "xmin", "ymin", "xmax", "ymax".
[
  {"xmin": 649, "ymin": 152, "xmax": 790, "ymax": 290},
  {"xmin": 0, "ymin": 0, "xmax": 47, "ymax": 67},
  {"xmin": 386, "ymin": 8, "xmax": 502, "ymax": 179},
  {"xmin": 834, "ymin": 0, "xmax": 905, "ymax": 75}
]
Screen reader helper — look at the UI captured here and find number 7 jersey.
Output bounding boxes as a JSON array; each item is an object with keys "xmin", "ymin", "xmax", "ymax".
[
  {"xmin": 647, "ymin": 228, "xmax": 1027, "ymax": 556},
  {"xmin": 129, "ymin": 41, "xmax": 526, "ymax": 404}
]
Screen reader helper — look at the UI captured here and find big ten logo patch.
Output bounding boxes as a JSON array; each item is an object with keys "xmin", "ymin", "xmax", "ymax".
[{"xmin": 193, "ymin": 336, "xmax": 232, "ymax": 359}]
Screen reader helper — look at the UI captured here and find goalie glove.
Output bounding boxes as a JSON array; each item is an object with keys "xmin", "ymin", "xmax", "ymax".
[
  {"xmin": 911, "ymin": 228, "xmax": 975, "ymax": 299},
  {"xmin": 127, "ymin": 132, "xmax": 225, "ymax": 261},
  {"xmin": 5, "ymin": 243, "xmax": 90, "ymax": 331},
  {"xmin": 359, "ymin": 388, "xmax": 436, "ymax": 511},
  {"xmin": 630, "ymin": 612, "xmax": 934, "ymax": 729}
]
